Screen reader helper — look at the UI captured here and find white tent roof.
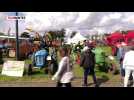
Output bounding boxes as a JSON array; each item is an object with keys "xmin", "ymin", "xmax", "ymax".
[{"xmin": 67, "ymin": 32, "xmax": 87, "ymax": 44}]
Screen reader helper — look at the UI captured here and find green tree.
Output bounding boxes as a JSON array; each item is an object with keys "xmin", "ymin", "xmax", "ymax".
[
  {"xmin": 47, "ymin": 28, "xmax": 65, "ymax": 42},
  {"xmin": 59, "ymin": 28, "xmax": 65, "ymax": 42},
  {"xmin": 47, "ymin": 31, "xmax": 56, "ymax": 40}
]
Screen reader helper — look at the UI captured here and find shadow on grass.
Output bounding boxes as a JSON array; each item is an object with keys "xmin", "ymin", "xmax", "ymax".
[
  {"xmin": 85, "ymin": 75, "xmax": 109, "ymax": 87},
  {"xmin": 74, "ymin": 75, "xmax": 109, "ymax": 87},
  {"xmin": 128, "ymin": 75, "xmax": 133, "ymax": 87},
  {"xmin": 96, "ymin": 75, "xmax": 109, "ymax": 87}
]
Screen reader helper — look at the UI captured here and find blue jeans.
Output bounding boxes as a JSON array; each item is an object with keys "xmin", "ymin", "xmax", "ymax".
[
  {"xmin": 120, "ymin": 63, "xmax": 125, "ymax": 77},
  {"xmin": 84, "ymin": 67, "xmax": 97, "ymax": 85}
]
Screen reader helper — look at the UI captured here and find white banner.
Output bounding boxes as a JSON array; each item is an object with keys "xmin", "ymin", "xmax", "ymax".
[
  {"xmin": 9, "ymin": 49, "xmax": 16, "ymax": 58},
  {"xmin": 1, "ymin": 61, "xmax": 25, "ymax": 77}
]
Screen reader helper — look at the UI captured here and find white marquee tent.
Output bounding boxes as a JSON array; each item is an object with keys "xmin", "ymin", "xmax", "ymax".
[{"xmin": 67, "ymin": 32, "xmax": 87, "ymax": 44}]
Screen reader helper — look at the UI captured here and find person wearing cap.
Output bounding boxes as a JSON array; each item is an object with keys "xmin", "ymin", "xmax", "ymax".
[
  {"xmin": 75, "ymin": 41, "xmax": 83, "ymax": 52},
  {"xmin": 80, "ymin": 46, "xmax": 98, "ymax": 87},
  {"xmin": 75, "ymin": 41, "xmax": 83, "ymax": 65},
  {"xmin": 82, "ymin": 46, "xmax": 89, "ymax": 52}
]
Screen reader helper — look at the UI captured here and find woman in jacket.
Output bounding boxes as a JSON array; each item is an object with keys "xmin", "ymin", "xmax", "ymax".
[{"xmin": 52, "ymin": 46, "xmax": 74, "ymax": 87}]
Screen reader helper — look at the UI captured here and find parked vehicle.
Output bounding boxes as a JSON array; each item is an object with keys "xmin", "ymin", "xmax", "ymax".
[
  {"xmin": 0, "ymin": 36, "xmax": 33, "ymax": 59},
  {"xmin": 29, "ymin": 48, "xmax": 58, "ymax": 75},
  {"xmin": 93, "ymin": 46, "xmax": 118, "ymax": 73}
]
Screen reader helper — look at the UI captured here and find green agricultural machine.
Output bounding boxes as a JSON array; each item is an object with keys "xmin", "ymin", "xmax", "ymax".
[{"xmin": 93, "ymin": 46, "xmax": 119, "ymax": 74}]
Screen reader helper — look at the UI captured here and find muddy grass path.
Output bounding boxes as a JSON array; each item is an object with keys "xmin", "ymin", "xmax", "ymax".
[
  {"xmin": 0, "ymin": 58, "xmax": 124, "ymax": 87},
  {"xmin": 0, "ymin": 75, "xmax": 123, "ymax": 87}
]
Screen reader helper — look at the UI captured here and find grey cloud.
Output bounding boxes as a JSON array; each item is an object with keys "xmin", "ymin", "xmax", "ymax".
[{"xmin": 1, "ymin": 12, "xmax": 134, "ymax": 35}]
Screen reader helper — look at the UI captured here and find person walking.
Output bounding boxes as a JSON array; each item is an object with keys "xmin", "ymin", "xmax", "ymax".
[
  {"xmin": 80, "ymin": 46, "xmax": 98, "ymax": 87},
  {"xmin": 75, "ymin": 41, "xmax": 83, "ymax": 65},
  {"xmin": 123, "ymin": 46, "xmax": 134, "ymax": 87},
  {"xmin": 52, "ymin": 46, "xmax": 74, "ymax": 87},
  {"xmin": 117, "ymin": 44, "xmax": 126, "ymax": 83}
]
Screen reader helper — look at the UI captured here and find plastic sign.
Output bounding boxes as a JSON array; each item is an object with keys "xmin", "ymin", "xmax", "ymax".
[
  {"xmin": 7, "ymin": 16, "xmax": 25, "ymax": 20},
  {"xmin": 1, "ymin": 61, "xmax": 25, "ymax": 77},
  {"xmin": 9, "ymin": 49, "xmax": 16, "ymax": 58}
]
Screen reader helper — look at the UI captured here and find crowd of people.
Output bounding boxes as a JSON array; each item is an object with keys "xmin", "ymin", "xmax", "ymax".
[
  {"xmin": 115, "ymin": 43, "xmax": 134, "ymax": 87},
  {"xmin": 28, "ymin": 33, "xmax": 98, "ymax": 87},
  {"xmin": 51, "ymin": 39, "xmax": 134, "ymax": 87},
  {"xmin": 51, "ymin": 42, "xmax": 97, "ymax": 87},
  {"xmin": 1, "ymin": 32, "xmax": 134, "ymax": 87}
]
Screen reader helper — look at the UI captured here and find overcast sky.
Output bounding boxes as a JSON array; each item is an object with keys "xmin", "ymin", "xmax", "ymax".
[{"xmin": 1, "ymin": 12, "xmax": 134, "ymax": 35}]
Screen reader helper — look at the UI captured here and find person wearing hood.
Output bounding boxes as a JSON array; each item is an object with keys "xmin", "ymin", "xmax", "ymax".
[{"xmin": 80, "ymin": 46, "xmax": 98, "ymax": 87}]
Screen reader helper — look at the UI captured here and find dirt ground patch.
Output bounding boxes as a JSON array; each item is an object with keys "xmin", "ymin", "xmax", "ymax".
[{"xmin": 0, "ymin": 75, "xmax": 123, "ymax": 87}]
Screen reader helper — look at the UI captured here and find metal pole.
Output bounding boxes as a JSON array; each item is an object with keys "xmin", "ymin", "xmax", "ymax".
[
  {"xmin": 8, "ymin": 27, "xmax": 11, "ymax": 43},
  {"xmin": 16, "ymin": 12, "xmax": 19, "ymax": 60}
]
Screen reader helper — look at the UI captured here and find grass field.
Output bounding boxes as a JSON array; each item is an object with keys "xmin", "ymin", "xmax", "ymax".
[
  {"xmin": 0, "ymin": 46, "xmax": 121, "ymax": 86},
  {"xmin": 0, "ymin": 59, "xmax": 119, "ymax": 83}
]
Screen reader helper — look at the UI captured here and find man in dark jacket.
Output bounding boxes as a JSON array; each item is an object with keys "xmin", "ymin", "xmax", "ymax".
[{"xmin": 80, "ymin": 47, "xmax": 98, "ymax": 87}]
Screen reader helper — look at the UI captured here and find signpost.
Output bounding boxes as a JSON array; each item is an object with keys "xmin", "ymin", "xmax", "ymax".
[
  {"xmin": 15, "ymin": 12, "xmax": 19, "ymax": 60},
  {"xmin": 7, "ymin": 27, "xmax": 11, "ymax": 43},
  {"xmin": 2, "ymin": 61, "xmax": 25, "ymax": 77},
  {"xmin": 7, "ymin": 13, "xmax": 25, "ymax": 60}
]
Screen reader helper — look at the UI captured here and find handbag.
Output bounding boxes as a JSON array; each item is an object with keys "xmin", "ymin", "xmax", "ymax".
[
  {"xmin": 64, "ymin": 71, "xmax": 74, "ymax": 81},
  {"xmin": 52, "ymin": 58, "xmax": 74, "ymax": 81},
  {"xmin": 65, "ymin": 58, "xmax": 74, "ymax": 80}
]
